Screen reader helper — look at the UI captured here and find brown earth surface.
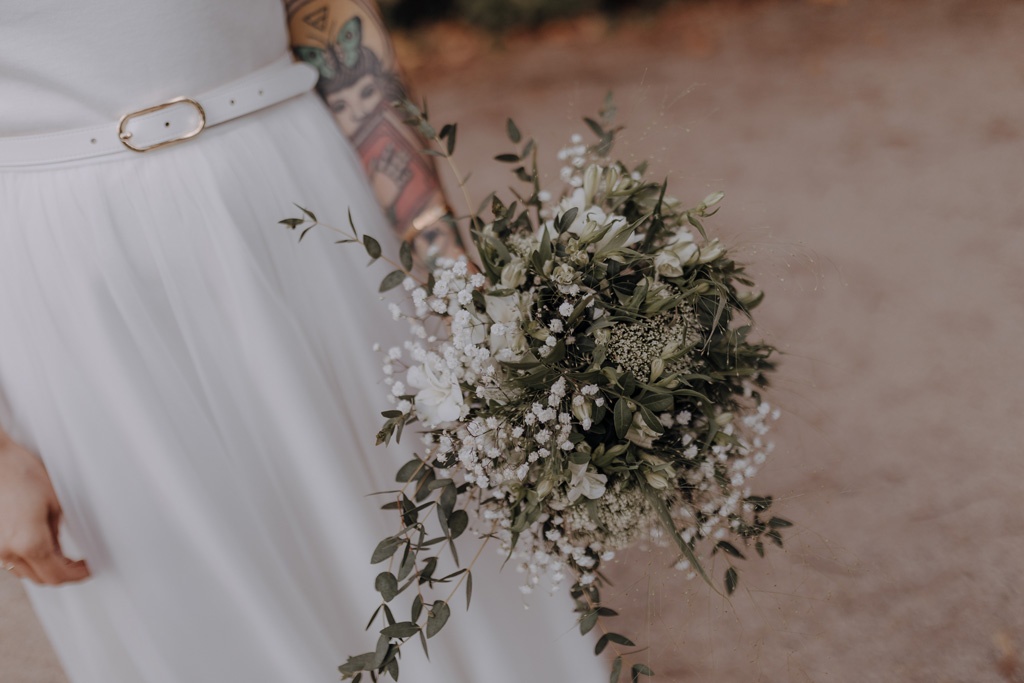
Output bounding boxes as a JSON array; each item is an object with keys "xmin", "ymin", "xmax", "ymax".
[{"xmin": 3, "ymin": 1, "xmax": 1024, "ymax": 681}]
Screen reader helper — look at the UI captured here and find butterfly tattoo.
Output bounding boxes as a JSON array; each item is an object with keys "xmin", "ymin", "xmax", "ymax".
[{"xmin": 294, "ymin": 16, "xmax": 362, "ymax": 81}]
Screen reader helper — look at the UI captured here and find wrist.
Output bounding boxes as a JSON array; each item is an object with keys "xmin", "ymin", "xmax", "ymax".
[{"xmin": 402, "ymin": 203, "xmax": 450, "ymax": 243}]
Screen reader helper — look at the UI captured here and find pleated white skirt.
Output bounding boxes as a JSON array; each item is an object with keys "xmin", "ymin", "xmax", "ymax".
[{"xmin": 0, "ymin": 93, "xmax": 605, "ymax": 682}]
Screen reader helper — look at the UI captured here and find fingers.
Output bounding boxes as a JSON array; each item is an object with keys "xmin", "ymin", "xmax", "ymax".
[
  {"xmin": 2, "ymin": 557, "xmax": 42, "ymax": 584},
  {"xmin": 3, "ymin": 510, "xmax": 92, "ymax": 586},
  {"xmin": 29, "ymin": 549, "xmax": 91, "ymax": 585}
]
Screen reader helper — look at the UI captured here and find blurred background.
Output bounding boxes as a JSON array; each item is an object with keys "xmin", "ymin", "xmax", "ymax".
[{"xmin": 3, "ymin": 0, "xmax": 1023, "ymax": 681}]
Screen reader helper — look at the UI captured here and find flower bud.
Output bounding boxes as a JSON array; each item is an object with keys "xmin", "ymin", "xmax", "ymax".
[
  {"xmin": 536, "ymin": 477, "xmax": 554, "ymax": 499},
  {"xmin": 604, "ymin": 166, "xmax": 621, "ymax": 194},
  {"xmin": 715, "ymin": 411, "xmax": 734, "ymax": 427},
  {"xmin": 702, "ymin": 191, "xmax": 725, "ymax": 208},
  {"xmin": 583, "ymin": 164, "xmax": 602, "ymax": 205},
  {"xmin": 697, "ymin": 239, "xmax": 725, "ymax": 264},
  {"xmin": 737, "ymin": 289, "xmax": 764, "ymax": 308},
  {"xmin": 571, "ymin": 398, "xmax": 594, "ymax": 425},
  {"xmin": 649, "ymin": 357, "xmax": 665, "ymax": 382},
  {"xmin": 654, "ymin": 251, "xmax": 683, "ymax": 278},
  {"xmin": 644, "ymin": 471, "xmax": 671, "ymax": 489}
]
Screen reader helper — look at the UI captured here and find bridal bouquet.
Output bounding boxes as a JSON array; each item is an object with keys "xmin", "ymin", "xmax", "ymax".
[{"xmin": 283, "ymin": 97, "xmax": 789, "ymax": 682}]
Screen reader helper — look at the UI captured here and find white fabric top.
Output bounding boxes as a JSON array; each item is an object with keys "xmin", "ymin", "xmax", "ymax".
[{"xmin": 0, "ymin": 0, "xmax": 289, "ymax": 135}]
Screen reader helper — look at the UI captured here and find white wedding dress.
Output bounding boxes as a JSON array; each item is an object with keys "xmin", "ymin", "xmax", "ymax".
[{"xmin": 0, "ymin": 2, "xmax": 607, "ymax": 681}]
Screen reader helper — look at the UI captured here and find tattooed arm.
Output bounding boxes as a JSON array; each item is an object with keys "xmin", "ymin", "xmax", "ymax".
[{"xmin": 284, "ymin": 0, "xmax": 466, "ymax": 267}]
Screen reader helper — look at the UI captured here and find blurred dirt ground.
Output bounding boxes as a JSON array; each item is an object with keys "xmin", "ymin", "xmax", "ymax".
[{"xmin": 3, "ymin": 0, "xmax": 1023, "ymax": 681}]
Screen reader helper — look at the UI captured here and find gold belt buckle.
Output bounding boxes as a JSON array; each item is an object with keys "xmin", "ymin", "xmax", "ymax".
[{"xmin": 117, "ymin": 97, "xmax": 206, "ymax": 153}]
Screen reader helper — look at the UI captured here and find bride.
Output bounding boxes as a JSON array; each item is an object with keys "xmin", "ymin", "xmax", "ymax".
[{"xmin": 0, "ymin": 1, "xmax": 608, "ymax": 681}]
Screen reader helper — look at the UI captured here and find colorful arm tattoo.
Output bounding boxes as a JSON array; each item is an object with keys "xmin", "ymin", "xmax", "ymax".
[{"xmin": 284, "ymin": 0, "xmax": 465, "ymax": 263}]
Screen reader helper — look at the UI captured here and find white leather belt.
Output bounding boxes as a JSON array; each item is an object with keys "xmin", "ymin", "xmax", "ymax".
[{"xmin": 0, "ymin": 57, "xmax": 319, "ymax": 168}]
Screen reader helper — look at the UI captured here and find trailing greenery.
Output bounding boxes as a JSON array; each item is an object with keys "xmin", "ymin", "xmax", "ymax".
[{"xmin": 281, "ymin": 96, "xmax": 788, "ymax": 682}]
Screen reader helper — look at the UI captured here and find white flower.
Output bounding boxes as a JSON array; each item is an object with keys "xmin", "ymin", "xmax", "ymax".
[
  {"xmin": 625, "ymin": 412, "xmax": 662, "ymax": 449},
  {"xmin": 500, "ymin": 258, "xmax": 528, "ymax": 290},
  {"xmin": 696, "ymin": 239, "xmax": 725, "ymax": 264},
  {"xmin": 484, "ymin": 293, "xmax": 528, "ymax": 359},
  {"xmin": 406, "ymin": 363, "xmax": 464, "ymax": 427},
  {"xmin": 640, "ymin": 452, "xmax": 675, "ymax": 490},
  {"xmin": 582, "ymin": 164, "xmax": 602, "ymax": 205},
  {"xmin": 550, "ymin": 263, "xmax": 577, "ymax": 286},
  {"xmin": 654, "ymin": 230, "xmax": 699, "ymax": 277},
  {"xmin": 571, "ymin": 398, "xmax": 593, "ymax": 427},
  {"xmin": 654, "ymin": 250, "xmax": 684, "ymax": 278},
  {"xmin": 566, "ymin": 462, "xmax": 608, "ymax": 503}
]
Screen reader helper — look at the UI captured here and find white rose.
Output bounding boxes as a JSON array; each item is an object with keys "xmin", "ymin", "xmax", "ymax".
[
  {"xmin": 406, "ymin": 363, "xmax": 464, "ymax": 427},
  {"xmin": 550, "ymin": 263, "xmax": 577, "ymax": 286}
]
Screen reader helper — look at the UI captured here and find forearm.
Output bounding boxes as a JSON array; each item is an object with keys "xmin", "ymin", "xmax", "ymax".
[{"xmin": 284, "ymin": 0, "xmax": 463, "ymax": 258}]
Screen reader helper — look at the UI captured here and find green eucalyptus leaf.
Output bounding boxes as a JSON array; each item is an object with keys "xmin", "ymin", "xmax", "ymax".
[
  {"xmin": 363, "ymin": 235, "xmax": 382, "ymax": 260},
  {"xmin": 395, "ymin": 459, "xmax": 422, "ymax": 483},
  {"xmin": 411, "ymin": 593, "xmax": 423, "ymax": 622},
  {"xmin": 715, "ymin": 541, "xmax": 745, "ymax": 559},
  {"xmin": 606, "ymin": 633, "xmax": 635, "ymax": 647},
  {"xmin": 447, "ymin": 509, "xmax": 469, "ymax": 539},
  {"xmin": 419, "ymin": 627, "xmax": 430, "ymax": 660},
  {"xmin": 610, "ymin": 656, "xmax": 623, "ymax": 683},
  {"xmin": 613, "ymin": 398, "xmax": 632, "ymax": 439},
  {"xmin": 426, "ymin": 601, "xmax": 451, "ymax": 638},
  {"xmin": 339, "ymin": 652, "xmax": 375, "ymax": 675},
  {"xmin": 379, "ymin": 269, "xmax": 406, "ymax": 293},
  {"xmin": 580, "ymin": 610, "xmax": 599, "ymax": 635},
  {"xmin": 372, "ymin": 634, "xmax": 390, "ymax": 669},
  {"xmin": 631, "ymin": 663, "xmax": 655, "ymax": 681},
  {"xmin": 397, "ymin": 542, "xmax": 416, "ymax": 581},
  {"xmin": 438, "ymin": 484, "xmax": 457, "ymax": 521},
  {"xmin": 507, "ymin": 118, "xmax": 522, "ymax": 144},
  {"xmin": 399, "ymin": 240, "xmax": 414, "ymax": 272},
  {"xmin": 375, "ymin": 571, "xmax": 399, "ymax": 602},
  {"xmin": 371, "ymin": 537, "xmax": 402, "ymax": 564},
  {"xmin": 725, "ymin": 566, "xmax": 739, "ymax": 595},
  {"xmin": 294, "ymin": 204, "xmax": 318, "ymax": 223},
  {"xmin": 446, "ymin": 123, "xmax": 457, "ymax": 155},
  {"xmin": 380, "ymin": 621, "xmax": 419, "ymax": 639}
]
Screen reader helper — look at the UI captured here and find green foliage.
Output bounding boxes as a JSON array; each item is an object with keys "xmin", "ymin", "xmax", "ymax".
[{"xmin": 282, "ymin": 96, "xmax": 789, "ymax": 682}]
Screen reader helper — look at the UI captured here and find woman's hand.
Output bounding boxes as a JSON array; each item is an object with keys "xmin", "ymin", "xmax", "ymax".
[{"xmin": 0, "ymin": 436, "xmax": 90, "ymax": 585}]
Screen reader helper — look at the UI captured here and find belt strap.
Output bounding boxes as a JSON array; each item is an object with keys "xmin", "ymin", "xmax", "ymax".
[{"xmin": 0, "ymin": 58, "xmax": 319, "ymax": 168}]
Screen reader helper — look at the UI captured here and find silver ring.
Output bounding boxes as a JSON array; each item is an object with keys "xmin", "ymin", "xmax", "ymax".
[{"xmin": 3, "ymin": 563, "xmax": 16, "ymax": 572}]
